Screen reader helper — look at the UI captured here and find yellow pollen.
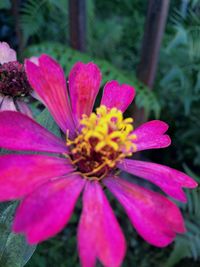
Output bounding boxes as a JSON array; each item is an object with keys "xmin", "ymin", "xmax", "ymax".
[{"xmin": 67, "ymin": 105, "xmax": 137, "ymax": 179}]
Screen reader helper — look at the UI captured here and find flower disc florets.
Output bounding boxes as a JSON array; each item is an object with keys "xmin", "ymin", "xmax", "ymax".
[
  {"xmin": 0, "ymin": 61, "xmax": 32, "ymax": 97},
  {"xmin": 67, "ymin": 105, "xmax": 137, "ymax": 180}
]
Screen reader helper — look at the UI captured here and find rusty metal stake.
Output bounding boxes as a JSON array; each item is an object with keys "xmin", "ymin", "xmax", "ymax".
[
  {"xmin": 137, "ymin": 0, "xmax": 170, "ymax": 88},
  {"xmin": 69, "ymin": 0, "xmax": 86, "ymax": 52}
]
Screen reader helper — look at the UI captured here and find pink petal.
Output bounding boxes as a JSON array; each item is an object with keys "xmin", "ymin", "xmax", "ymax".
[
  {"xmin": 118, "ymin": 159, "xmax": 198, "ymax": 202},
  {"xmin": 78, "ymin": 181, "xmax": 126, "ymax": 267},
  {"xmin": 29, "ymin": 56, "xmax": 39, "ymax": 65},
  {"xmin": 68, "ymin": 62, "xmax": 102, "ymax": 123},
  {"xmin": 0, "ymin": 111, "xmax": 67, "ymax": 153},
  {"xmin": 13, "ymin": 175, "xmax": 85, "ymax": 244},
  {"xmin": 0, "ymin": 97, "xmax": 17, "ymax": 111},
  {"xmin": 0, "ymin": 154, "xmax": 73, "ymax": 200},
  {"xmin": 104, "ymin": 176, "xmax": 186, "ymax": 247},
  {"xmin": 0, "ymin": 42, "xmax": 17, "ymax": 64},
  {"xmin": 16, "ymin": 100, "xmax": 33, "ymax": 118},
  {"xmin": 25, "ymin": 55, "xmax": 75, "ymax": 137},
  {"xmin": 132, "ymin": 120, "xmax": 171, "ymax": 152},
  {"xmin": 101, "ymin": 81, "xmax": 135, "ymax": 112}
]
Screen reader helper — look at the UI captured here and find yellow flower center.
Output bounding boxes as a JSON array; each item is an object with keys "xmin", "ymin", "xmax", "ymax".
[{"xmin": 67, "ymin": 105, "xmax": 137, "ymax": 180}]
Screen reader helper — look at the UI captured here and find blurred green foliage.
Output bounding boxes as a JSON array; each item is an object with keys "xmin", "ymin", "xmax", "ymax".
[
  {"xmin": 0, "ymin": 203, "xmax": 36, "ymax": 267},
  {"xmin": 20, "ymin": 0, "xmax": 69, "ymax": 44},
  {"xmin": 157, "ymin": 4, "xmax": 200, "ymax": 169}
]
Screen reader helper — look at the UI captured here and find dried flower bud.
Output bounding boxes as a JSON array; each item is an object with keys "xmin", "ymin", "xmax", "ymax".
[{"xmin": 0, "ymin": 61, "xmax": 32, "ymax": 98}]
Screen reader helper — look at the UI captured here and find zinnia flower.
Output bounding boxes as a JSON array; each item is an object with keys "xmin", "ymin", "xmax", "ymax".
[
  {"xmin": 0, "ymin": 55, "xmax": 197, "ymax": 267},
  {"xmin": 0, "ymin": 42, "xmax": 32, "ymax": 116}
]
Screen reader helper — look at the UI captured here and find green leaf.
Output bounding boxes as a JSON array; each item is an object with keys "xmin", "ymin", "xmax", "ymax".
[
  {"xmin": 164, "ymin": 186, "xmax": 200, "ymax": 266},
  {"xmin": 36, "ymin": 108, "xmax": 61, "ymax": 137},
  {"xmin": 183, "ymin": 164, "xmax": 200, "ymax": 183},
  {"xmin": 163, "ymin": 238, "xmax": 190, "ymax": 267},
  {"xmin": 0, "ymin": 0, "xmax": 11, "ymax": 10},
  {"xmin": 20, "ymin": 0, "xmax": 46, "ymax": 43},
  {"xmin": 0, "ymin": 203, "xmax": 36, "ymax": 267}
]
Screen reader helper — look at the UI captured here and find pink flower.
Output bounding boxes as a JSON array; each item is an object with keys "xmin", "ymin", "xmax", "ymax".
[
  {"xmin": 0, "ymin": 42, "xmax": 32, "ymax": 116},
  {"xmin": 0, "ymin": 42, "xmax": 17, "ymax": 64},
  {"xmin": 0, "ymin": 55, "xmax": 197, "ymax": 267}
]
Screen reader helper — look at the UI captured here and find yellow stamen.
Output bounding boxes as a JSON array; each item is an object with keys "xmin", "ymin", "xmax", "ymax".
[{"xmin": 66, "ymin": 105, "xmax": 137, "ymax": 179}]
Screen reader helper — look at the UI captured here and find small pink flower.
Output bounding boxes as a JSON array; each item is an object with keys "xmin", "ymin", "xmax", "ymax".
[
  {"xmin": 0, "ymin": 42, "xmax": 16, "ymax": 64},
  {"xmin": 0, "ymin": 42, "xmax": 32, "ymax": 117},
  {"xmin": 0, "ymin": 55, "xmax": 197, "ymax": 267}
]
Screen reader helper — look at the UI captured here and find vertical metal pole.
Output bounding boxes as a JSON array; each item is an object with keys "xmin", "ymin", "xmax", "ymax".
[
  {"xmin": 69, "ymin": 0, "xmax": 86, "ymax": 52},
  {"xmin": 137, "ymin": 0, "xmax": 170, "ymax": 88}
]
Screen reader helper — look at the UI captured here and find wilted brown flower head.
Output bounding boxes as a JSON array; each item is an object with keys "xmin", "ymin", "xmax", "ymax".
[{"xmin": 0, "ymin": 61, "xmax": 32, "ymax": 98}]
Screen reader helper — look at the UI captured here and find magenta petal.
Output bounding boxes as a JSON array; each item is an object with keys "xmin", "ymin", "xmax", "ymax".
[
  {"xmin": 0, "ymin": 154, "xmax": 73, "ymax": 200},
  {"xmin": 118, "ymin": 159, "xmax": 198, "ymax": 202},
  {"xmin": 133, "ymin": 120, "xmax": 171, "ymax": 152},
  {"xmin": 0, "ymin": 111, "xmax": 67, "ymax": 153},
  {"xmin": 78, "ymin": 181, "xmax": 126, "ymax": 267},
  {"xmin": 68, "ymin": 62, "xmax": 102, "ymax": 123},
  {"xmin": 13, "ymin": 174, "xmax": 85, "ymax": 244},
  {"xmin": 104, "ymin": 176, "xmax": 186, "ymax": 247},
  {"xmin": 101, "ymin": 80, "xmax": 135, "ymax": 112},
  {"xmin": 25, "ymin": 55, "xmax": 75, "ymax": 137}
]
